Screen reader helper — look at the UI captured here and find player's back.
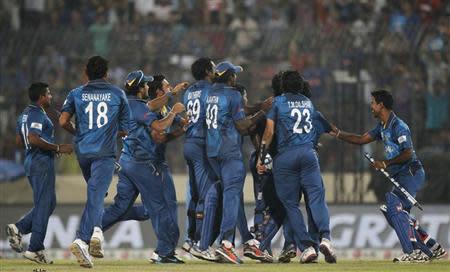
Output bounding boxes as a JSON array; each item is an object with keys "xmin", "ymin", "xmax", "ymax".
[
  {"xmin": 183, "ymin": 80, "xmax": 211, "ymax": 140},
  {"xmin": 17, "ymin": 105, "xmax": 55, "ymax": 175},
  {"xmin": 205, "ymin": 83, "xmax": 245, "ymax": 159},
  {"xmin": 268, "ymin": 93, "xmax": 318, "ymax": 154},
  {"xmin": 63, "ymin": 79, "xmax": 129, "ymax": 158}
]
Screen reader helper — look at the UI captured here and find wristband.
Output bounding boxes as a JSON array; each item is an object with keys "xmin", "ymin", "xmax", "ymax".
[
  {"xmin": 56, "ymin": 144, "xmax": 60, "ymax": 153},
  {"xmin": 336, "ymin": 129, "xmax": 341, "ymax": 138},
  {"xmin": 382, "ymin": 161, "xmax": 387, "ymax": 168}
]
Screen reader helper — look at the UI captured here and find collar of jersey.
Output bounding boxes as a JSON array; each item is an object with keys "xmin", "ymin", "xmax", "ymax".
[
  {"xmin": 86, "ymin": 79, "xmax": 108, "ymax": 86},
  {"xmin": 127, "ymin": 95, "xmax": 147, "ymax": 103},
  {"xmin": 29, "ymin": 103, "xmax": 45, "ymax": 113},
  {"xmin": 382, "ymin": 112, "xmax": 396, "ymax": 129}
]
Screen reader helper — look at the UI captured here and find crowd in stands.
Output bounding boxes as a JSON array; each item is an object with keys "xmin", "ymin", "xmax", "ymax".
[{"xmin": 1, "ymin": 0, "xmax": 449, "ymax": 175}]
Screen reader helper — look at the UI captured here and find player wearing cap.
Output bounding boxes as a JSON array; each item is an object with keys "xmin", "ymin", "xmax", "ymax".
[
  {"xmin": 6, "ymin": 82, "xmax": 73, "ymax": 264},
  {"xmin": 100, "ymin": 70, "xmax": 186, "ymax": 264},
  {"xmin": 59, "ymin": 56, "xmax": 131, "ymax": 268},
  {"xmin": 205, "ymin": 61, "xmax": 268, "ymax": 264}
]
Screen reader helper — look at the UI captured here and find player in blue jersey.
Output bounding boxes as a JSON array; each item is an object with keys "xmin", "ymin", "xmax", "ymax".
[
  {"xmin": 100, "ymin": 70, "xmax": 187, "ymax": 264},
  {"xmin": 257, "ymin": 71, "xmax": 336, "ymax": 264},
  {"xmin": 331, "ymin": 89, "xmax": 447, "ymax": 262},
  {"xmin": 181, "ymin": 57, "xmax": 218, "ymax": 253},
  {"xmin": 59, "ymin": 56, "xmax": 131, "ymax": 268},
  {"xmin": 7, "ymin": 82, "xmax": 73, "ymax": 264},
  {"xmin": 205, "ymin": 61, "xmax": 268, "ymax": 264}
]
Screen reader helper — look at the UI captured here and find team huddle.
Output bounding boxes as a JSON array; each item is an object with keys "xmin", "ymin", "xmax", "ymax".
[{"xmin": 7, "ymin": 56, "xmax": 447, "ymax": 267}]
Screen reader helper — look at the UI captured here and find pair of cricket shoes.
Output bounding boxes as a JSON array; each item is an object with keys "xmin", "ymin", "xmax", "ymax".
[
  {"xmin": 7, "ymin": 224, "xmax": 184, "ymax": 267},
  {"xmin": 393, "ymin": 244, "xmax": 448, "ymax": 263},
  {"xmin": 182, "ymin": 238, "xmax": 338, "ymax": 264}
]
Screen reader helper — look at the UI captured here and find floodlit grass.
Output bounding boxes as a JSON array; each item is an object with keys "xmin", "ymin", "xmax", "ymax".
[{"xmin": 1, "ymin": 259, "xmax": 450, "ymax": 272}]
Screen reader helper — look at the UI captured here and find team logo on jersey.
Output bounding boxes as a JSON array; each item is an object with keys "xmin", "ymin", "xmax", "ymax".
[
  {"xmin": 398, "ymin": 135, "xmax": 407, "ymax": 143},
  {"xmin": 30, "ymin": 122, "xmax": 43, "ymax": 130}
]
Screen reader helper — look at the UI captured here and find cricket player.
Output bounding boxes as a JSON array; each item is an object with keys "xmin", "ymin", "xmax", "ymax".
[
  {"xmin": 59, "ymin": 56, "xmax": 131, "ymax": 268},
  {"xmin": 257, "ymin": 70, "xmax": 336, "ymax": 264},
  {"xmin": 101, "ymin": 71, "xmax": 187, "ymax": 263},
  {"xmin": 181, "ymin": 57, "xmax": 217, "ymax": 252},
  {"xmin": 7, "ymin": 82, "xmax": 73, "ymax": 264},
  {"xmin": 331, "ymin": 89, "xmax": 447, "ymax": 262},
  {"xmin": 205, "ymin": 61, "xmax": 268, "ymax": 264}
]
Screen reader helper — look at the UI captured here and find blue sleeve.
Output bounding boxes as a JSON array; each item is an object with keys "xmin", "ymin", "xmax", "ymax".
[
  {"xmin": 368, "ymin": 123, "xmax": 382, "ymax": 141},
  {"xmin": 61, "ymin": 91, "xmax": 75, "ymax": 114},
  {"xmin": 266, "ymin": 99, "xmax": 277, "ymax": 121},
  {"xmin": 230, "ymin": 92, "xmax": 246, "ymax": 121},
  {"xmin": 27, "ymin": 112, "xmax": 45, "ymax": 136},
  {"xmin": 118, "ymin": 91, "xmax": 131, "ymax": 132},
  {"xmin": 315, "ymin": 111, "xmax": 332, "ymax": 133},
  {"xmin": 394, "ymin": 125, "xmax": 413, "ymax": 151},
  {"xmin": 135, "ymin": 107, "xmax": 159, "ymax": 127},
  {"xmin": 15, "ymin": 116, "xmax": 21, "ymax": 135}
]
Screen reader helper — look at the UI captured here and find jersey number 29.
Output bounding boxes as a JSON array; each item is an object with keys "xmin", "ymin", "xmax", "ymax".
[
  {"xmin": 291, "ymin": 108, "xmax": 312, "ymax": 134},
  {"xmin": 85, "ymin": 101, "xmax": 108, "ymax": 129}
]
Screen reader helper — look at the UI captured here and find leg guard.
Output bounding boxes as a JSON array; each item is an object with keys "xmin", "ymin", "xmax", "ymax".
[{"xmin": 385, "ymin": 192, "xmax": 414, "ymax": 254}]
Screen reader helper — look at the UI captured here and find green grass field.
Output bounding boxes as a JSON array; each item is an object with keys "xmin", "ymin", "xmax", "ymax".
[{"xmin": 1, "ymin": 259, "xmax": 450, "ymax": 272}]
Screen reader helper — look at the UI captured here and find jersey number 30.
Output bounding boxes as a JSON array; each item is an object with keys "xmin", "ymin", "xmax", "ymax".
[
  {"xmin": 85, "ymin": 101, "xmax": 108, "ymax": 129},
  {"xmin": 291, "ymin": 108, "xmax": 312, "ymax": 134}
]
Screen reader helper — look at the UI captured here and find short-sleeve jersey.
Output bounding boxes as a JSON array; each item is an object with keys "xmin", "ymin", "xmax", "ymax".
[
  {"xmin": 368, "ymin": 112, "xmax": 418, "ymax": 175},
  {"xmin": 205, "ymin": 83, "xmax": 246, "ymax": 159},
  {"xmin": 121, "ymin": 96, "xmax": 159, "ymax": 161},
  {"xmin": 183, "ymin": 80, "xmax": 211, "ymax": 140},
  {"xmin": 61, "ymin": 79, "xmax": 130, "ymax": 158},
  {"xmin": 266, "ymin": 93, "xmax": 319, "ymax": 154},
  {"xmin": 16, "ymin": 104, "xmax": 55, "ymax": 175},
  {"xmin": 312, "ymin": 111, "xmax": 332, "ymax": 148}
]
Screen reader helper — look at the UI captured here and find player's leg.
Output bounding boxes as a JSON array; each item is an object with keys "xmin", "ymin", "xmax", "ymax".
[
  {"xmin": 135, "ymin": 163, "xmax": 182, "ymax": 263},
  {"xmin": 184, "ymin": 156, "xmax": 198, "ymax": 246},
  {"xmin": 102, "ymin": 159, "xmax": 140, "ymax": 232},
  {"xmin": 215, "ymin": 158, "xmax": 245, "ymax": 264},
  {"xmin": 299, "ymin": 150, "xmax": 335, "ymax": 263},
  {"xmin": 278, "ymin": 219, "xmax": 297, "ymax": 263},
  {"xmin": 273, "ymin": 149, "xmax": 316, "ymax": 263},
  {"xmin": 22, "ymin": 163, "xmax": 56, "ymax": 264}
]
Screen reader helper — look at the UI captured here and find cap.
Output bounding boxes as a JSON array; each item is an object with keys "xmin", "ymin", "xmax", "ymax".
[
  {"xmin": 125, "ymin": 70, "xmax": 153, "ymax": 90},
  {"xmin": 215, "ymin": 61, "xmax": 243, "ymax": 76}
]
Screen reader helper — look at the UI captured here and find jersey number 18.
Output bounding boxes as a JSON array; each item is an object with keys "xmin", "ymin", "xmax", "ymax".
[{"xmin": 85, "ymin": 101, "xmax": 109, "ymax": 129}]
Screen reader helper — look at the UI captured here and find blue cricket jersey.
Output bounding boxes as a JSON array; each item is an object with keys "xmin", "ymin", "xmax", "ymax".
[
  {"xmin": 368, "ymin": 112, "xmax": 419, "ymax": 175},
  {"xmin": 266, "ymin": 93, "xmax": 319, "ymax": 154},
  {"xmin": 312, "ymin": 111, "xmax": 332, "ymax": 147},
  {"xmin": 205, "ymin": 83, "xmax": 246, "ymax": 159},
  {"xmin": 61, "ymin": 79, "xmax": 130, "ymax": 158},
  {"xmin": 183, "ymin": 80, "xmax": 211, "ymax": 140},
  {"xmin": 16, "ymin": 104, "xmax": 55, "ymax": 175},
  {"xmin": 121, "ymin": 96, "xmax": 160, "ymax": 162}
]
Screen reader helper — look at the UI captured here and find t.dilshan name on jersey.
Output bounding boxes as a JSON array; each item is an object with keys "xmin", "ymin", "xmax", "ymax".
[
  {"xmin": 288, "ymin": 100, "xmax": 312, "ymax": 109},
  {"xmin": 81, "ymin": 93, "xmax": 112, "ymax": 102}
]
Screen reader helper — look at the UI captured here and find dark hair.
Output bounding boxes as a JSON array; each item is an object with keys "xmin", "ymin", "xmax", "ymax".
[
  {"xmin": 28, "ymin": 82, "xmax": 49, "ymax": 102},
  {"xmin": 214, "ymin": 70, "xmax": 235, "ymax": 84},
  {"xmin": 271, "ymin": 72, "xmax": 283, "ymax": 96},
  {"xmin": 86, "ymin": 56, "xmax": 108, "ymax": 80},
  {"xmin": 234, "ymin": 83, "xmax": 247, "ymax": 96},
  {"xmin": 191, "ymin": 57, "xmax": 214, "ymax": 80},
  {"xmin": 371, "ymin": 89, "xmax": 393, "ymax": 110},
  {"xmin": 281, "ymin": 70, "xmax": 304, "ymax": 94},
  {"xmin": 148, "ymin": 74, "xmax": 166, "ymax": 100},
  {"xmin": 302, "ymin": 81, "xmax": 312, "ymax": 98}
]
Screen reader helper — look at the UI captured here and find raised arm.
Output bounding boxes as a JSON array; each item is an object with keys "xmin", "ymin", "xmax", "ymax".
[{"xmin": 331, "ymin": 125, "xmax": 375, "ymax": 145}]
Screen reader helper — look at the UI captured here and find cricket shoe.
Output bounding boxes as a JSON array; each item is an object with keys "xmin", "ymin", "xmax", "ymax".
[
  {"xmin": 431, "ymin": 244, "xmax": 447, "ymax": 260},
  {"xmin": 150, "ymin": 252, "xmax": 185, "ymax": 264},
  {"xmin": 393, "ymin": 249, "xmax": 430, "ymax": 263},
  {"xmin": 6, "ymin": 224, "xmax": 23, "ymax": 253},
  {"xmin": 243, "ymin": 239, "xmax": 273, "ymax": 263},
  {"xmin": 278, "ymin": 244, "xmax": 296, "ymax": 263},
  {"xmin": 215, "ymin": 241, "xmax": 243, "ymax": 264},
  {"xmin": 299, "ymin": 246, "xmax": 318, "ymax": 264},
  {"xmin": 319, "ymin": 238, "xmax": 337, "ymax": 263},
  {"xmin": 70, "ymin": 239, "xmax": 94, "ymax": 268},
  {"xmin": 23, "ymin": 250, "xmax": 53, "ymax": 264},
  {"xmin": 190, "ymin": 245, "xmax": 219, "ymax": 262},
  {"xmin": 89, "ymin": 227, "xmax": 104, "ymax": 258},
  {"xmin": 181, "ymin": 239, "xmax": 195, "ymax": 253}
]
